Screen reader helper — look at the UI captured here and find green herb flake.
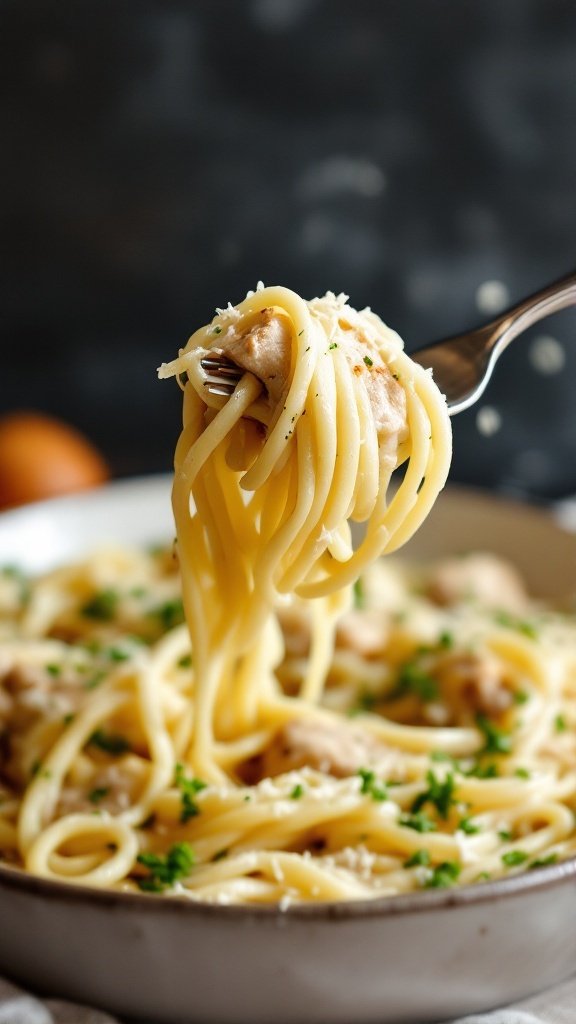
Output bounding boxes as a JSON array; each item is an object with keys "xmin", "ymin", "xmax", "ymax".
[
  {"xmin": 175, "ymin": 762, "xmax": 208, "ymax": 823},
  {"xmin": 63, "ymin": 713, "xmax": 75, "ymax": 727},
  {"xmin": 84, "ymin": 671, "xmax": 107, "ymax": 691},
  {"xmin": 529, "ymin": 854, "xmax": 558, "ymax": 869},
  {"xmin": 212, "ymin": 848, "xmax": 229, "ymax": 862},
  {"xmin": 438, "ymin": 630, "xmax": 454, "ymax": 650},
  {"xmin": 178, "ymin": 654, "xmax": 193, "ymax": 669},
  {"xmin": 465, "ymin": 761, "xmax": 499, "ymax": 779},
  {"xmin": 89, "ymin": 730, "xmax": 131, "ymax": 755},
  {"xmin": 400, "ymin": 810, "xmax": 438, "ymax": 833},
  {"xmin": 290, "ymin": 784, "xmax": 305, "ymax": 799},
  {"xmin": 394, "ymin": 661, "xmax": 439, "ymax": 703},
  {"xmin": 149, "ymin": 598, "xmax": 185, "ymax": 632},
  {"xmin": 498, "ymin": 828, "xmax": 513, "ymax": 842},
  {"xmin": 213, "ymin": 325, "xmax": 222, "ymax": 334},
  {"xmin": 137, "ymin": 842, "xmax": 196, "ymax": 893},
  {"xmin": 363, "ymin": 355, "xmax": 373, "ymax": 368},
  {"xmin": 514, "ymin": 767, "xmax": 531, "ymax": 779},
  {"xmin": 353, "ymin": 577, "xmax": 365, "ymax": 609},
  {"xmin": 458, "ymin": 817, "xmax": 480, "ymax": 835},
  {"xmin": 513, "ymin": 690, "xmax": 529, "ymax": 705},
  {"xmin": 424, "ymin": 861, "xmax": 461, "ymax": 888},
  {"xmin": 493, "ymin": 610, "xmax": 538, "ymax": 639},
  {"xmin": 404, "ymin": 848, "xmax": 430, "ymax": 868},
  {"xmin": 476, "ymin": 714, "xmax": 512, "ymax": 756},
  {"xmin": 329, "ymin": 342, "xmax": 338, "ymax": 350},
  {"xmin": 88, "ymin": 787, "xmax": 110, "ymax": 804},
  {"xmin": 411, "ymin": 770, "xmax": 456, "ymax": 820},
  {"xmin": 81, "ymin": 589, "xmax": 119, "ymax": 622},
  {"xmin": 502, "ymin": 850, "xmax": 529, "ymax": 868},
  {"xmin": 555, "ymin": 714, "xmax": 568, "ymax": 733},
  {"xmin": 430, "ymin": 750, "xmax": 455, "ymax": 764},
  {"xmin": 357, "ymin": 768, "xmax": 387, "ymax": 802},
  {"xmin": 45, "ymin": 663, "xmax": 61, "ymax": 677}
]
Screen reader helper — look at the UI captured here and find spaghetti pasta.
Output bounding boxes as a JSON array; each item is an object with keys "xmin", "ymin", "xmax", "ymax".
[{"xmin": 1, "ymin": 286, "xmax": 576, "ymax": 906}]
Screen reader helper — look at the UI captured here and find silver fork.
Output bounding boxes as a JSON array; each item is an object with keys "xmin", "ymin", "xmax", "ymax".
[{"xmin": 200, "ymin": 270, "xmax": 576, "ymax": 414}]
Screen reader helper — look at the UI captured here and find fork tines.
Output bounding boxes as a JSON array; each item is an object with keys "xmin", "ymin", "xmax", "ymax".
[{"xmin": 200, "ymin": 355, "xmax": 244, "ymax": 397}]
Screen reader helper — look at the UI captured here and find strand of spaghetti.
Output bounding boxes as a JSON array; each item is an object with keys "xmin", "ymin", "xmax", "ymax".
[{"xmin": 26, "ymin": 814, "xmax": 138, "ymax": 885}]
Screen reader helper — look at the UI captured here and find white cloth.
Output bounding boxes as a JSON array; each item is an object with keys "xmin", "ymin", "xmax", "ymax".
[{"xmin": 1, "ymin": 974, "xmax": 576, "ymax": 1024}]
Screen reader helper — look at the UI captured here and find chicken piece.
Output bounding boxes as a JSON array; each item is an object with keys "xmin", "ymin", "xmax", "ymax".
[
  {"xmin": 338, "ymin": 327, "xmax": 407, "ymax": 441},
  {"xmin": 439, "ymin": 650, "xmax": 514, "ymax": 718},
  {"xmin": 426, "ymin": 554, "xmax": 528, "ymax": 612},
  {"xmin": 336, "ymin": 608, "xmax": 389, "ymax": 658},
  {"xmin": 1, "ymin": 662, "xmax": 80, "ymax": 733},
  {"xmin": 219, "ymin": 308, "xmax": 291, "ymax": 405},
  {"xmin": 57, "ymin": 760, "xmax": 142, "ymax": 817},
  {"xmin": 256, "ymin": 716, "xmax": 387, "ymax": 780}
]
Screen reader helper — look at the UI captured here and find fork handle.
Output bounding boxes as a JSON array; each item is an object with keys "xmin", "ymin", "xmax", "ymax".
[{"xmin": 488, "ymin": 268, "xmax": 576, "ymax": 354}]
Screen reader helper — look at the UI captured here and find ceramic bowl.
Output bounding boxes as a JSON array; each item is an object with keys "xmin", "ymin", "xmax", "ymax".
[{"xmin": 0, "ymin": 477, "xmax": 575, "ymax": 1024}]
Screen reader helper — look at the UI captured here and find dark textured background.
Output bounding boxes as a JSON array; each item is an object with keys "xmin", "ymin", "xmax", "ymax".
[{"xmin": 1, "ymin": 0, "xmax": 575, "ymax": 496}]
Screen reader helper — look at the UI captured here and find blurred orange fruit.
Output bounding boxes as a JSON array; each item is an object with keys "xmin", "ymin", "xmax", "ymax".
[{"xmin": 0, "ymin": 411, "xmax": 110, "ymax": 509}]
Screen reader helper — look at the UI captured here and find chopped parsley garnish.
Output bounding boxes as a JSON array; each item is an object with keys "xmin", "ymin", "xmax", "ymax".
[
  {"xmin": 400, "ymin": 810, "xmax": 437, "ymax": 833},
  {"xmin": 352, "ymin": 689, "xmax": 379, "ymax": 714},
  {"xmin": 529, "ymin": 854, "xmax": 558, "ymax": 869},
  {"xmin": 438, "ymin": 630, "xmax": 454, "ymax": 650},
  {"xmin": 513, "ymin": 690, "xmax": 529, "ymax": 705},
  {"xmin": 514, "ymin": 767, "xmax": 531, "ymax": 779},
  {"xmin": 424, "ymin": 861, "xmax": 461, "ymax": 888},
  {"xmin": 465, "ymin": 761, "xmax": 499, "ymax": 779},
  {"xmin": 502, "ymin": 850, "xmax": 529, "ymax": 868},
  {"xmin": 404, "ymin": 848, "xmax": 430, "ymax": 868},
  {"xmin": 174, "ymin": 762, "xmax": 207, "ymax": 823},
  {"xmin": 353, "ymin": 577, "xmax": 365, "ymax": 609},
  {"xmin": 84, "ymin": 671, "xmax": 107, "ymax": 691},
  {"xmin": 62, "ymin": 713, "xmax": 75, "ymax": 727},
  {"xmin": 493, "ymin": 610, "xmax": 538, "ymax": 639},
  {"xmin": 458, "ymin": 817, "xmax": 480, "ymax": 835},
  {"xmin": 475, "ymin": 871, "xmax": 491, "ymax": 882},
  {"xmin": 81, "ymin": 589, "xmax": 119, "ymax": 622},
  {"xmin": 411, "ymin": 770, "xmax": 456, "ymax": 820},
  {"xmin": 149, "ymin": 598, "xmax": 185, "ymax": 632},
  {"xmin": 212, "ymin": 848, "xmax": 228, "ymax": 862},
  {"xmin": 290, "ymin": 783, "xmax": 305, "ymax": 799},
  {"xmin": 106, "ymin": 646, "xmax": 131, "ymax": 662},
  {"xmin": 89, "ymin": 729, "xmax": 131, "ymax": 755},
  {"xmin": 476, "ymin": 715, "xmax": 512, "ymax": 756},
  {"xmin": 45, "ymin": 663, "xmax": 61, "ymax": 677},
  {"xmin": 397, "ymin": 661, "xmax": 439, "ymax": 703},
  {"xmin": 430, "ymin": 750, "xmax": 455, "ymax": 764},
  {"xmin": 555, "ymin": 714, "xmax": 568, "ymax": 733},
  {"xmin": 357, "ymin": 768, "xmax": 387, "ymax": 802},
  {"xmin": 329, "ymin": 342, "xmax": 338, "ymax": 350},
  {"xmin": 136, "ymin": 842, "xmax": 196, "ymax": 893},
  {"xmin": 498, "ymin": 828, "xmax": 513, "ymax": 842},
  {"xmin": 363, "ymin": 355, "xmax": 373, "ymax": 367},
  {"xmin": 178, "ymin": 653, "xmax": 193, "ymax": 669},
  {"xmin": 212, "ymin": 325, "xmax": 222, "ymax": 334},
  {"xmin": 88, "ymin": 787, "xmax": 110, "ymax": 804}
]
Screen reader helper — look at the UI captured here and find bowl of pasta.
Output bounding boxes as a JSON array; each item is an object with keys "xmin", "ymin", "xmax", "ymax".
[{"xmin": 1, "ymin": 287, "xmax": 576, "ymax": 1024}]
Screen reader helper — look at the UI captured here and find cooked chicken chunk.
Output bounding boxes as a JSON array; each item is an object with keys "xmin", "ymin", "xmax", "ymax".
[
  {"xmin": 218, "ymin": 307, "xmax": 408, "ymax": 444},
  {"xmin": 426, "ymin": 554, "xmax": 528, "ymax": 611},
  {"xmin": 257, "ymin": 716, "xmax": 387, "ymax": 780},
  {"xmin": 438, "ymin": 650, "xmax": 515, "ymax": 718},
  {"xmin": 218, "ymin": 308, "xmax": 291, "ymax": 405}
]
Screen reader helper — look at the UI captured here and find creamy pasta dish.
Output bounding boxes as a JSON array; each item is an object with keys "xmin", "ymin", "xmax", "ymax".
[{"xmin": 1, "ymin": 285, "xmax": 575, "ymax": 905}]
